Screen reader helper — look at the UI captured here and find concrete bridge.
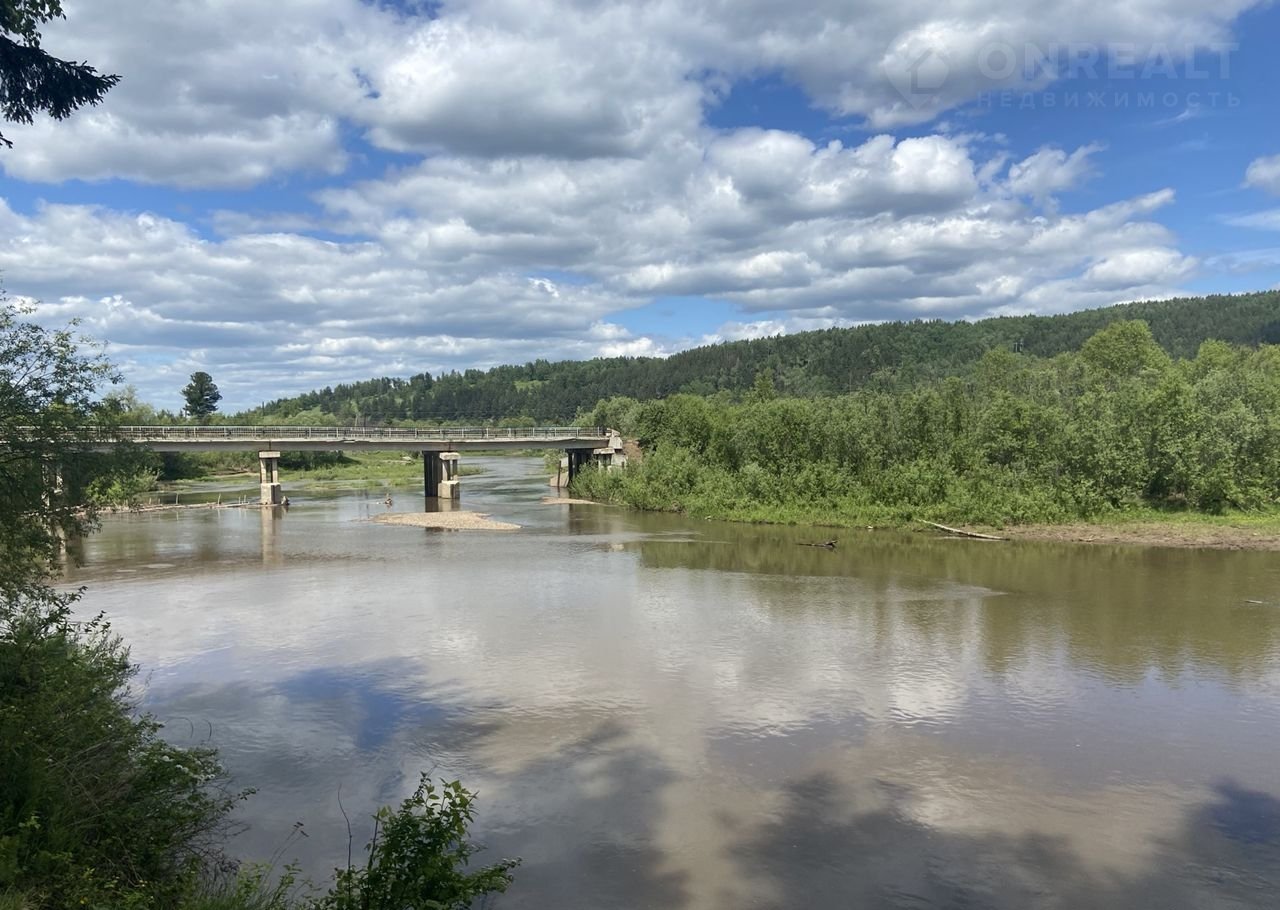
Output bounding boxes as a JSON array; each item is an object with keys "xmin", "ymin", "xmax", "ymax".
[{"xmin": 97, "ymin": 426, "xmax": 622, "ymax": 505}]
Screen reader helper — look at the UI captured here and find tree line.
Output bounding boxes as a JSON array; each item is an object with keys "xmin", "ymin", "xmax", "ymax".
[
  {"xmin": 572, "ymin": 320, "xmax": 1280, "ymax": 526},
  {"xmin": 250, "ymin": 291, "xmax": 1280, "ymax": 424}
]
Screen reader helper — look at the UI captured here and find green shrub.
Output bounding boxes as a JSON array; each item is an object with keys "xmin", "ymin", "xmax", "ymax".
[
  {"xmin": 576, "ymin": 322, "xmax": 1280, "ymax": 528},
  {"xmin": 316, "ymin": 777, "xmax": 517, "ymax": 910},
  {"xmin": 0, "ymin": 589, "xmax": 243, "ymax": 909},
  {"xmin": 183, "ymin": 863, "xmax": 307, "ymax": 910},
  {"xmin": 88, "ymin": 469, "xmax": 160, "ymax": 509}
]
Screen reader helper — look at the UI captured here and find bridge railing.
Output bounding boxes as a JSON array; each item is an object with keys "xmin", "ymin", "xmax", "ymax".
[{"xmin": 105, "ymin": 425, "xmax": 607, "ymax": 442}]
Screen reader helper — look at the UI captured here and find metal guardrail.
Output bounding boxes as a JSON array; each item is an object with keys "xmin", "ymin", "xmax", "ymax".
[{"xmin": 105, "ymin": 425, "xmax": 607, "ymax": 441}]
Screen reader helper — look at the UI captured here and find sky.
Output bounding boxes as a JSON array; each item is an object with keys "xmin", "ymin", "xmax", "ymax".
[{"xmin": 2, "ymin": 0, "xmax": 1280, "ymax": 412}]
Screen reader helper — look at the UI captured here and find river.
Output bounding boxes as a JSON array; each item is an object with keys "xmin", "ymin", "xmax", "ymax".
[{"xmin": 65, "ymin": 456, "xmax": 1280, "ymax": 908}]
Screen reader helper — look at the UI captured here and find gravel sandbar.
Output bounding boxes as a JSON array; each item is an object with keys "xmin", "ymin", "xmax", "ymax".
[{"xmin": 372, "ymin": 511, "xmax": 519, "ymax": 531}]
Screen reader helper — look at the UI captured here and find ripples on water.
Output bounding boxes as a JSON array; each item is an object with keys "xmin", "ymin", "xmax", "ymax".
[{"xmin": 66, "ymin": 458, "xmax": 1280, "ymax": 908}]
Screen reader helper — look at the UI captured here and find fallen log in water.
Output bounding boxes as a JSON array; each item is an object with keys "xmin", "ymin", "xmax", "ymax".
[{"xmin": 919, "ymin": 520, "xmax": 1006, "ymax": 541}]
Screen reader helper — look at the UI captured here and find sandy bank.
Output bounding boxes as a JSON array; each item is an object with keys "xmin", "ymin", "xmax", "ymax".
[
  {"xmin": 969, "ymin": 522, "xmax": 1280, "ymax": 551},
  {"xmin": 372, "ymin": 511, "xmax": 520, "ymax": 531},
  {"xmin": 540, "ymin": 496, "xmax": 600, "ymax": 505}
]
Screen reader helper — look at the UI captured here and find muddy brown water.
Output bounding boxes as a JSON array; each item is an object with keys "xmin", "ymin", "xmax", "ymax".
[{"xmin": 65, "ymin": 457, "xmax": 1280, "ymax": 908}]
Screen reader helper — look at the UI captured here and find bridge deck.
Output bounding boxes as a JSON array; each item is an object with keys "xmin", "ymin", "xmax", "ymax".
[{"xmin": 96, "ymin": 426, "xmax": 612, "ymax": 452}]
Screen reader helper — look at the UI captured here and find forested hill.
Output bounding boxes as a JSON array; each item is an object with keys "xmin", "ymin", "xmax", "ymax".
[{"xmin": 255, "ymin": 291, "xmax": 1280, "ymax": 423}]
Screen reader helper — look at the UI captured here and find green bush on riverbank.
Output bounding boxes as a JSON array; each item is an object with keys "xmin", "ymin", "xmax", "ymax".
[
  {"xmin": 573, "ymin": 321, "xmax": 1280, "ymax": 527},
  {"xmin": 0, "ymin": 592, "xmax": 518, "ymax": 910},
  {"xmin": 0, "ymin": 589, "xmax": 240, "ymax": 907}
]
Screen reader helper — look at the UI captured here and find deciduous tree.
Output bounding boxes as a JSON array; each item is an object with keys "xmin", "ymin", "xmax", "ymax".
[{"xmin": 0, "ymin": 296, "xmax": 120, "ymax": 594}]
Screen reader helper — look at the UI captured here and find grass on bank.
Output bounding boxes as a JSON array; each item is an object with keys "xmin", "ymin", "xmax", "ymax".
[{"xmin": 581, "ymin": 486, "xmax": 1280, "ymax": 536}]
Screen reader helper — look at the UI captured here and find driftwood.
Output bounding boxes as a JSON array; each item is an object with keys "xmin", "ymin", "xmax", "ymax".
[
  {"xmin": 919, "ymin": 520, "xmax": 1006, "ymax": 541},
  {"xmin": 799, "ymin": 539, "xmax": 838, "ymax": 549}
]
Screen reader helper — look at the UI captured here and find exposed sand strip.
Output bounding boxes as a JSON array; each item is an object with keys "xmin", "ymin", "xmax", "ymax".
[
  {"xmin": 372, "ymin": 511, "xmax": 519, "ymax": 531},
  {"xmin": 996, "ymin": 522, "xmax": 1280, "ymax": 550}
]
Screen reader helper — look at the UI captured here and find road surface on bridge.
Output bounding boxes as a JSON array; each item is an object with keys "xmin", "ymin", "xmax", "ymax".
[{"xmin": 93, "ymin": 426, "xmax": 612, "ymax": 453}]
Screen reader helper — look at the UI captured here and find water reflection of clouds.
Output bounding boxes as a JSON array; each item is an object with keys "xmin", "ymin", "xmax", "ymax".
[
  {"xmin": 727, "ymin": 766, "xmax": 1280, "ymax": 910},
  {"xmin": 275, "ymin": 666, "xmax": 456, "ymax": 753},
  {"xmin": 151, "ymin": 661, "xmax": 504, "ymax": 880},
  {"xmin": 62, "ymin": 472, "xmax": 1280, "ymax": 907}
]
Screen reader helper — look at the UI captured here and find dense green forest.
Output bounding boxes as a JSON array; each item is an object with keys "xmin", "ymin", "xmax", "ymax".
[
  {"xmin": 249, "ymin": 291, "xmax": 1280, "ymax": 423},
  {"xmin": 571, "ymin": 320, "xmax": 1280, "ymax": 527}
]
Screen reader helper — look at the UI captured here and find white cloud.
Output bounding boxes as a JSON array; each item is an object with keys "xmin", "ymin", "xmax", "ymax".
[
  {"xmin": 1006, "ymin": 144, "xmax": 1102, "ymax": 207},
  {"xmin": 1245, "ymin": 155, "xmax": 1280, "ymax": 196},
  {"xmin": 356, "ymin": 4, "xmax": 706, "ymax": 159},
  {"xmin": 1083, "ymin": 248, "xmax": 1196, "ymax": 288},
  {"xmin": 0, "ymin": 0, "xmax": 1263, "ymax": 185},
  {"xmin": 0, "ymin": 0, "xmax": 1249, "ymax": 406},
  {"xmin": 1, "ymin": 0, "xmax": 380, "ymax": 187},
  {"xmin": 0, "ymin": 199, "xmax": 651, "ymax": 407},
  {"xmin": 1223, "ymin": 209, "xmax": 1280, "ymax": 231},
  {"xmin": 1, "ymin": 132, "xmax": 1196, "ymax": 409}
]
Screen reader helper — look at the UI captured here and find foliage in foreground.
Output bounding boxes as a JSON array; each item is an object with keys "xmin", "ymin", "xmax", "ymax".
[
  {"xmin": 574, "ymin": 321, "xmax": 1280, "ymax": 527},
  {"xmin": 316, "ymin": 778, "xmax": 518, "ymax": 910},
  {"xmin": 0, "ymin": 591, "xmax": 518, "ymax": 910},
  {"xmin": 0, "ymin": 0, "xmax": 120, "ymax": 149},
  {"xmin": 2, "ymin": 301, "xmax": 517, "ymax": 909},
  {"xmin": 0, "ymin": 589, "xmax": 241, "ymax": 907},
  {"xmin": 0, "ymin": 300, "xmax": 141, "ymax": 596}
]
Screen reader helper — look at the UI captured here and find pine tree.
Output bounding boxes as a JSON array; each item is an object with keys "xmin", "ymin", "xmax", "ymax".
[{"xmin": 181, "ymin": 371, "xmax": 221, "ymax": 422}]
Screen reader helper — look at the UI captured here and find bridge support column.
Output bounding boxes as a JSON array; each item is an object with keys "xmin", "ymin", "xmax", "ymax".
[
  {"xmin": 259, "ymin": 451, "xmax": 283, "ymax": 506},
  {"xmin": 565, "ymin": 448, "xmax": 590, "ymax": 485},
  {"xmin": 41, "ymin": 461, "xmax": 63, "ymax": 510},
  {"xmin": 423, "ymin": 451, "xmax": 461, "ymax": 500},
  {"xmin": 43, "ymin": 461, "xmax": 66, "ymax": 554}
]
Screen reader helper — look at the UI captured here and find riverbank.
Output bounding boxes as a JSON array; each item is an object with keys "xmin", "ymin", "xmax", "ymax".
[
  {"xmin": 569, "ymin": 485, "xmax": 1280, "ymax": 551},
  {"xmin": 988, "ymin": 515, "xmax": 1280, "ymax": 550}
]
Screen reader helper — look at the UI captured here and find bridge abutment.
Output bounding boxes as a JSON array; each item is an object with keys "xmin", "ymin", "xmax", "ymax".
[
  {"xmin": 424, "ymin": 451, "xmax": 461, "ymax": 500},
  {"xmin": 561, "ymin": 433, "xmax": 626, "ymax": 487},
  {"xmin": 566, "ymin": 448, "xmax": 589, "ymax": 484},
  {"xmin": 259, "ymin": 451, "xmax": 283, "ymax": 506}
]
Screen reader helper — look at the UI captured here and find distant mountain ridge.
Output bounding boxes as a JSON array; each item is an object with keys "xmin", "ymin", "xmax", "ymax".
[{"xmin": 254, "ymin": 291, "xmax": 1280, "ymax": 423}]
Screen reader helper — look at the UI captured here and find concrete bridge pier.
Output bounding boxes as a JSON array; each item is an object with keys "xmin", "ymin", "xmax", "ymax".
[
  {"xmin": 259, "ymin": 451, "xmax": 283, "ymax": 505},
  {"xmin": 558, "ymin": 434, "xmax": 626, "ymax": 488},
  {"xmin": 260, "ymin": 504, "xmax": 282, "ymax": 565},
  {"xmin": 41, "ymin": 461, "xmax": 64, "ymax": 510},
  {"xmin": 43, "ymin": 461, "xmax": 66, "ymax": 554},
  {"xmin": 424, "ymin": 451, "xmax": 461, "ymax": 500},
  {"xmin": 565, "ymin": 448, "xmax": 591, "ymax": 484}
]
